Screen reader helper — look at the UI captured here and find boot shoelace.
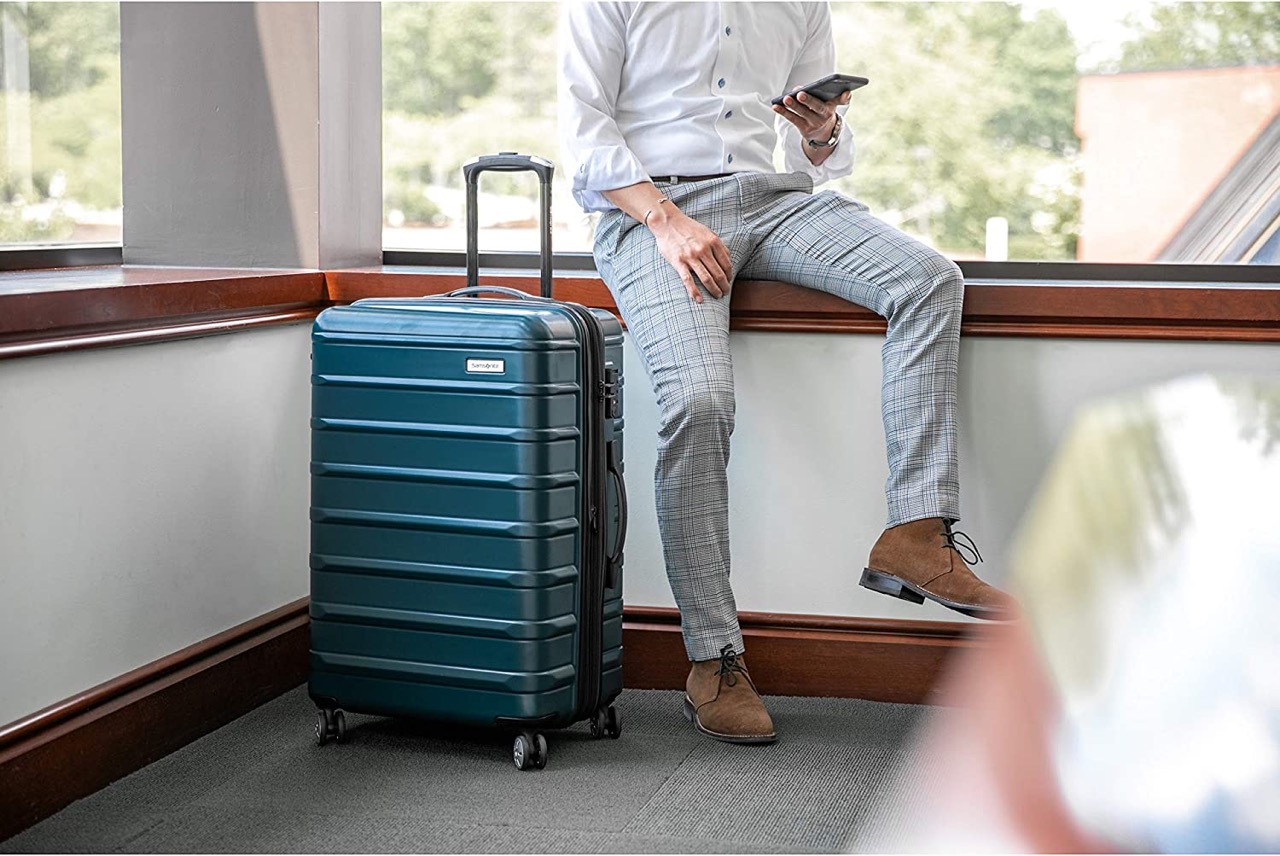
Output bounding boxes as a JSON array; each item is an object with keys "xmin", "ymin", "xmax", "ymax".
[
  {"xmin": 942, "ymin": 520, "xmax": 983, "ymax": 566},
  {"xmin": 715, "ymin": 644, "xmax": 746, "ymax": 688}
]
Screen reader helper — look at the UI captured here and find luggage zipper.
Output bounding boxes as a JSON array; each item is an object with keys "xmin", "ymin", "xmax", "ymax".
[{"xmin": 556, "ymin": 303, "xmax": 607, "ymax": 721}]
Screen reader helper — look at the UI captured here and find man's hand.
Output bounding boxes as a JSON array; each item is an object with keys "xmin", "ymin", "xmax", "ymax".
[
  {"xmin": 647, "ymin": 208, "xmax": 733, "ymax": 304},
  {"xmin": 602, "ymin": 182, "xmax": 733, "ymax": 304},
  {"xmin": 773, "ymin": 89, "xmax": 851, "ymax": 165}
]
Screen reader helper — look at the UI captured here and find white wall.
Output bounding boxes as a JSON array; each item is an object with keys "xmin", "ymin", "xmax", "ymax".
[
  {"xmin": 0, "ymin": 325, "xmax": 313, "ymax": 726},
  {"xmin": 2, "ymin": 323, "xmax": 1275, "ymax": 725},
  {"xmin": 620, "ymin": 332, "xmax": 1280, "ymax": 620}
]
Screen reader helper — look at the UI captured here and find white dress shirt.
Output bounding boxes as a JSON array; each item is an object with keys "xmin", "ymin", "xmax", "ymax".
[{"xmin": 558, "ymin": 1, "xmax": 854, "ymax": 213}]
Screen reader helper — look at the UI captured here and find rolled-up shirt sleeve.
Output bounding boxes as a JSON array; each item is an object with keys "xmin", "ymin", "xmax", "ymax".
[
  {"xmin": 777, "ymin": 3, "xmax": 853, "ymax": 184},
  {"xmin": 559, "ymin": 2, "xmax": 648, "ymax": 213}
]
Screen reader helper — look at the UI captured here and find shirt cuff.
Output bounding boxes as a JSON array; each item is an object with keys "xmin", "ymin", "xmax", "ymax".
[
  {"xmin": 781, "ymin": 113, "xmax": 854, "ymax": 185},
  {"xmin": 571, "ymin": 144, "xmax": 651, "ymax": 213}
]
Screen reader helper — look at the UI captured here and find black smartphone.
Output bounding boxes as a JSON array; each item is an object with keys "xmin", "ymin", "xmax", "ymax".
[{"xmin": 771, "ymin": 73, "xmax": 869, "ymax": 106}]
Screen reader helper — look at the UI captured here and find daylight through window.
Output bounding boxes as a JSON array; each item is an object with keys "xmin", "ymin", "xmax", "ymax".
[
  {"xmin": 1, "ymin": 2, "xmax": 121, "ymax": 249},
  {"xmin": 382, "ymin": 1, "xmax": 1280, "ymax": 266}
]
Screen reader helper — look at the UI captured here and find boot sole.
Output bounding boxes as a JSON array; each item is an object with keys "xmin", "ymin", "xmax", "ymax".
[
  {"xmin": 860, "ymin": 567, "xmax": 1013, "ymax": 621},
  {"xmin": 682, "ymin": 695, "xmax": 777, "ymax": 744}
]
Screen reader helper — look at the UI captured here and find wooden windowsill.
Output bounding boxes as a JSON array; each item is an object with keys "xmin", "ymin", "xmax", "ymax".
[
  {"xmin": 2, "ymin": 263, "xmax": 1276, "ymax": 361},
  {"xmin": 328, "ymin": 266, "xmax": 1280, "ymax": 342},
  {"xmin": 0, "ymin": 266, "xmax": 329, "ymax": 359}
]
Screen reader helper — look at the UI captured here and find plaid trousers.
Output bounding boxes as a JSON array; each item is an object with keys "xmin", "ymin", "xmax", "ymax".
[{"xmin": 593, "ymin": 172, "xmax": 963, "ymax": 661}]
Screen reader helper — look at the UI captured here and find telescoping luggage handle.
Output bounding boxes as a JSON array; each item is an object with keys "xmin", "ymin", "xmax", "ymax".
[{"xmin": 463, "ymin": 152, "xmax": 554, "ymax": 299}]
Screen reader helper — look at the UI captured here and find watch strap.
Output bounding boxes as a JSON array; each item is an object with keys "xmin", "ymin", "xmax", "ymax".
[{"xmin": 807, "ymin": 112, "xmax": 843, "ymax": 149}]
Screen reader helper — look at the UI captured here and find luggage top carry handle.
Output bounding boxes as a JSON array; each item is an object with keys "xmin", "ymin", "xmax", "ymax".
[
  {"xmin": 443, "ymin": 286, "xmax": 554, "ymax": 302},
  {"xmin": 463, "ymin": 153, "xmax": 555, "ymax": 300}
]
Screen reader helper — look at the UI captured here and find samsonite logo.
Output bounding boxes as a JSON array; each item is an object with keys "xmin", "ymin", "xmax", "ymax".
[{"xmin": 466, "ymin": 358, "xmax": 506, "ymax": 374}]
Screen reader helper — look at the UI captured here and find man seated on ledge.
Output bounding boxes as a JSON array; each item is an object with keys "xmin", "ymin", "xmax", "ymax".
[{"xmin": 559, "ymin": 1, "xmax": 1017, "ymax": 744}]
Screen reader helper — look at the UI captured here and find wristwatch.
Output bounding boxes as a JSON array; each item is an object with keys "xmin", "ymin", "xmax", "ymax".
[{"xmin": 807, "ymin": 113, "xmax": 843, "ymax": 149}]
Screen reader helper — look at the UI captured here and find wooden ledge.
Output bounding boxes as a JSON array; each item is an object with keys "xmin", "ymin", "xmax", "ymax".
[
  {"xmin": 324, "ymin": 266, "xmax": 619, "ymax": 313},
  {"xmin": 326, "ymin": 267, "xmax": 1280, "ymax": 342},
  {"xmin": 1, "ymin": 264, "xmax": 1276, "ymax": 361},
  {"xmin": 0, "ymin": 266, "xmax": 328, "ymax": 359},
  {"xmin": 962, "ymin": 281, "xmax": 1280, "ymax": 342}
]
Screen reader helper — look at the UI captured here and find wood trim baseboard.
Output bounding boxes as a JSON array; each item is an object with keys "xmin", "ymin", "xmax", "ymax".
[
  {"xmin": 0, "ymin": 598, "xmax": 974, "ymax": 841},
  {"xmin": 327, "ymin": 267, "xmax": 1280, "ymax": 343},
  {"xmin": 0, "ymin": 599, "xmax": 310, "ymax": 842},
  {"xmin": 621, "ymin": 606, "xmax": 980, "ymax": 705}
]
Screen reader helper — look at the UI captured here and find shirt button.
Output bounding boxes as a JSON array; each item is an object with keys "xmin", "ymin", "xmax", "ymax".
[
  {"xmin": 717, "ymin": 78, "xmax": 725, "ymax": 88},
  {"xmin": 727, "ymin": 154, "xmax": 734, "ymax": 164},
  {"xmin": 725, "ymin": 110, "xmax": 733, "ymax": 119},
  {"xmin": 725, "ymin": 26, "xmax": 732, "ymax": 35}
]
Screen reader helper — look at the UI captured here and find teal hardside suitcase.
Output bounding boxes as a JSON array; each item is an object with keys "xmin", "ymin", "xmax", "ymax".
[{"xmin": 309, "ymin": 154, "xmax": 626, "ymax": 770}]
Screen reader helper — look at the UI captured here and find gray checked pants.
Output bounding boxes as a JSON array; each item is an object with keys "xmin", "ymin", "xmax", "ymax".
[{"xmin": 593, "ymin": 172, "xmax": 963, "ymax": 662}]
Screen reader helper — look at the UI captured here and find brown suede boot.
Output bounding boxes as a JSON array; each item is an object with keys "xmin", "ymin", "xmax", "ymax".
[
  {"xmin": 683, "ymin": 645, "xmax": 777, "ymax": 744},
  {"xmin": 861, "ymin": 518, "xmax": 1019, "ymax": 620}
]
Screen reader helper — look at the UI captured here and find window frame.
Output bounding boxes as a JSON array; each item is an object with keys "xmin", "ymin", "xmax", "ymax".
[
  {"xmin": 0, "ymin": 246, "xmax": 123, "ymax": 272},
  {"xmin": 4, "ymin": 246, "xmax": 1275, "ymax": 288}
]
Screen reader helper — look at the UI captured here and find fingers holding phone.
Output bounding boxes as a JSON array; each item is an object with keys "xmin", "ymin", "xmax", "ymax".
[
  {"xmin": 770, "ymin": 73, "xmax": 868, "ymax": 107},
  {"xmin": 771, "ymin": 73, "xmax": 865, "ymax": 141},
  {"xmin": 772, "ymin": 89, "xmax": 850, "ymax": 140}
]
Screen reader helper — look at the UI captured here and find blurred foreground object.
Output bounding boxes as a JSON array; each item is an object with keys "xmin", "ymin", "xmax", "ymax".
[
  {"xmin": 856, "ymin": 375, "xmax": 1280, "ymax": 853},
  {"xmin": 1016, "ymin": 375, "xmax": 1280, "ymax": 852}
]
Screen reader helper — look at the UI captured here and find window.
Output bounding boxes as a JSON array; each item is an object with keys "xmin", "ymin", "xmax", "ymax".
[
  {"xmin": 1, "ymin": 2, "xmax": 121, "ymax": 250},
  {"xmin": 381, "ymin": 3, "xmax": 589, "ymax": 255},
  {"xmin": 825, "ymin": 2, "xmax": 1280, "ymax": 265},
  {"xmin": 383, "ymin": 1, "xmax": 1279, "ymax": 269}
]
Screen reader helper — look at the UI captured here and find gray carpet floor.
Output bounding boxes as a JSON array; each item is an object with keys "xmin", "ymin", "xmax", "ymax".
[{"xmin": 3, "ymin": 687, "xmax": 937, "ymax": 854}]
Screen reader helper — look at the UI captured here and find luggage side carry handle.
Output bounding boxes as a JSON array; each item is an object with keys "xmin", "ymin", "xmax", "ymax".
[
  {"xmin": 464, "ymin": 152, "xmax": 554, "ymax": 299},
  {"xmin": 605, "ymin": 439, "xmax": 628, "ymax": 590},
  {"xmin": 443, "ymin": 286, "xmax": 554, "ymax": 301}
]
